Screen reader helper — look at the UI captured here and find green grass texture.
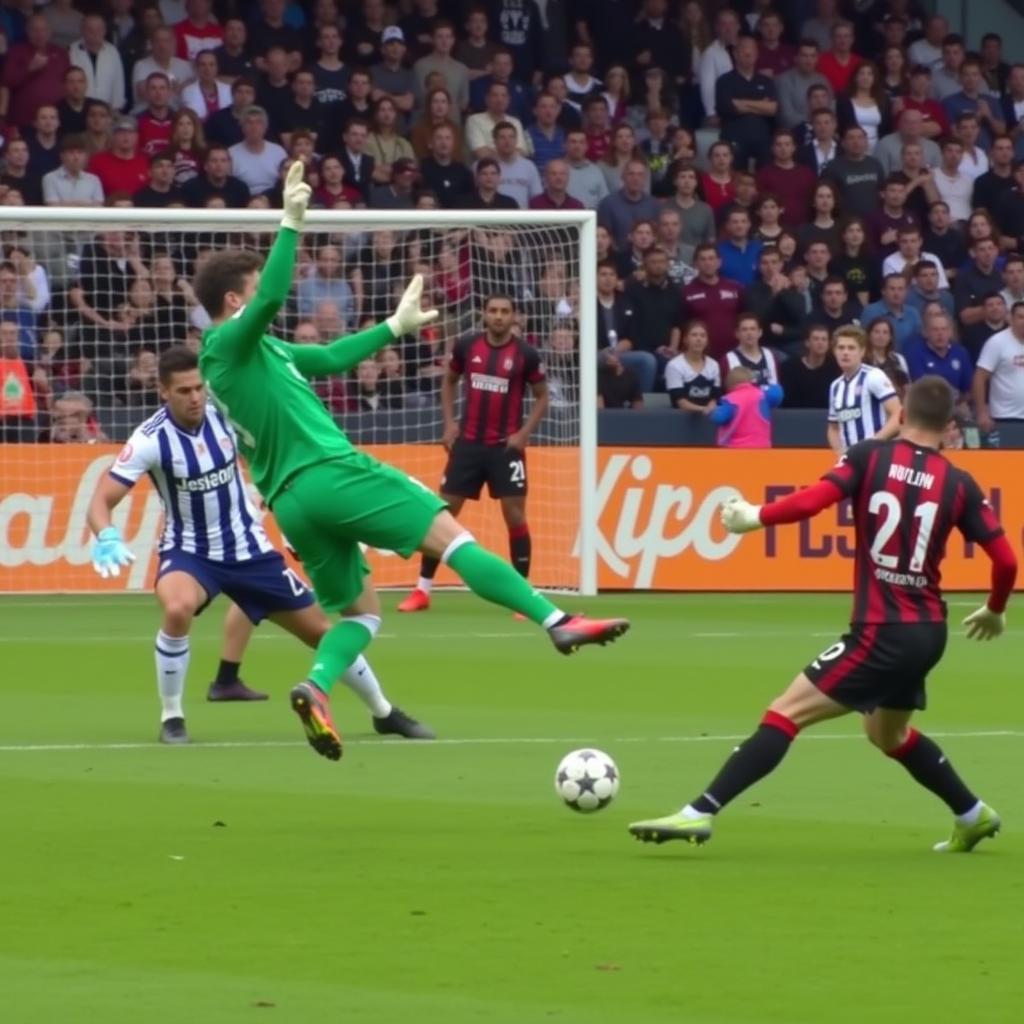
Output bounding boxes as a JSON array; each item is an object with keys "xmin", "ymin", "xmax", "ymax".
[{"xmin": 1, "ymin": 592, "xmax": 1021, "ymax": 1024}]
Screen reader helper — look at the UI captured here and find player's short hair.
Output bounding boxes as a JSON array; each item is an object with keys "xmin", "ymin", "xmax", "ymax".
[
  {"xmin": 904, "ymin": 375, "xmax": 954, "ymax": 432},
  {"xmin": 158, "ymin": 345, "xmax": 199, "ymax": 385},
  {"xmin": 735, "ymin": 312, "xmax": 760, "ymax": 329},
  {"xmin": 913, "ymin": 260, "xmax": 937, "ymax": 276},
  {"xmin": 193, "ymin": 248, "xmax": 263, "ymax": 318},
  {"xmin": 484, "ymin": 292, "xmax": 516, "ymax": 310},
  {"xmin": 832, "ymin": 325, "xmax": 867, "ymax": 350}
]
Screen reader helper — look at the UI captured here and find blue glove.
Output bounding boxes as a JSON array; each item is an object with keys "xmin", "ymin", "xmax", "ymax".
[{"xmin": 91, "ymin": 526, "xmax": 136, "ymax": 579}]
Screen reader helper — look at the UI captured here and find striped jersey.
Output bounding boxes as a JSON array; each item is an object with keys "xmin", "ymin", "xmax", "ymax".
[
  {"xmin": 109, "ymin": 403, "xmax": 273, "ymax": 562},
  {"xmin": 449, "ymin": 333, "xmax": 544, "ymax": 445},
  {"xmin": 828, "ymin": 366, "xmax": 897, "ymax": 451},
  {"xmin": 824, "ymin": 439, "xmax": 1002, "ymax": 623},
  {"xmin": 722, "ymin": 347, "xmax": 781, "ymax": 387}
]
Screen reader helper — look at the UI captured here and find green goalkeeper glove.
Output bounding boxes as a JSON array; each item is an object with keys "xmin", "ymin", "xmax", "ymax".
[
  {"xmin": 386, "ymin": 274, "xmax": 439, "ymax": 336},
  {"xmin": 281, "ymin": 161, "xmax": 312, "ymax": 233}
]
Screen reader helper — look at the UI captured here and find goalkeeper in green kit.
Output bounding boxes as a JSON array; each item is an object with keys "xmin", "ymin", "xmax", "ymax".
[{"xmin": 196, "ymin": 163, "xmax": 629, "ymax": 761}]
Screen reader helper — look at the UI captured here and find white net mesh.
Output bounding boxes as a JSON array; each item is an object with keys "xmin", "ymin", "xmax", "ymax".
[{"xmin": 0, "ymin": 210, "xmax": 593, "ymax": 595}]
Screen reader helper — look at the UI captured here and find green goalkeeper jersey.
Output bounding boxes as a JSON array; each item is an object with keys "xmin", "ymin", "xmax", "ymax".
[{"xmin": 199, "ymin": 228, "xmax": 395, "ymax": 505}]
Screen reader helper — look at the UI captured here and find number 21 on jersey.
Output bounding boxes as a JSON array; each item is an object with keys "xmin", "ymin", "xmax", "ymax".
[{"xmin": 868, "ymin": 491, "xmax": 938, "ymax": 573}]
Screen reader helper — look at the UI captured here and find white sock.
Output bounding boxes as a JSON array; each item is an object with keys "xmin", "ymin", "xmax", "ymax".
[
  {"xmin": 542, "ymin": 608, "xmax": 566, "ymax": 629},
  {"xmin": 955, "ymin": 800, "xmax": 984, "ymax": 825},
  {"xmin": 155, "ymin": 630, "xmax": 190, "ymax": 722},
  {"xmin": 680, "ymin": 801, "xmax": 716, "ymax": 818},
  {"xmin": 340, "ymin": 655, "xmax": 392, "ymax": 718},
  {"xmin": 417, "ymin": 576, "xmax": 434, "ymax": 594}
]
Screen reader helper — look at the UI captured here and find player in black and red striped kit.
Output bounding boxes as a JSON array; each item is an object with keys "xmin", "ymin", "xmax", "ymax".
[
  {"xmin": 399, "ymin": 293, "xmax": 550, "ymax": 613},
  {"xmin": 630, "ymin": 376, "xmax": 1018, "ymax": 853}
]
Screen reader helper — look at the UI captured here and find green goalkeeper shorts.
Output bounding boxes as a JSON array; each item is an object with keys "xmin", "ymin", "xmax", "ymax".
[{"xmin": 271, "ymin": 451, "xmax": 448, "ymax": 613}]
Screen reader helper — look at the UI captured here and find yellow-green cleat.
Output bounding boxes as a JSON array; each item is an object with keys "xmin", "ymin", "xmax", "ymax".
[
  {"xmin": 933, "ymin": 804, "xmax": 1001, "ymax": 852},
  {"xmin": 628, "ymin": 812, "xmax": 713, "ymax": 846}
]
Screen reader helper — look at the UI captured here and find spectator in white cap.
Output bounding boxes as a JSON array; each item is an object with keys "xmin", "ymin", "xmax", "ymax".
[{"xmin": 372, "ymin": 27, "xmax": 416, "ymax": 119}]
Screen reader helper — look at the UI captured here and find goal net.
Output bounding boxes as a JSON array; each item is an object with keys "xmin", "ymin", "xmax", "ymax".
[{"xmin": 0, "ymin": 208, "xmax": 597, "ymax": 596}]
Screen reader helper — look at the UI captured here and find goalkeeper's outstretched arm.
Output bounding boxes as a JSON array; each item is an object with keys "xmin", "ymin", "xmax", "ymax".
[
  {"xmin": 284, "ymin": 274, "xmax": 439, "ymax": 377},
  {"xmin": 205, "ymin": 162, "xmax": 312, "ymax": 358}
]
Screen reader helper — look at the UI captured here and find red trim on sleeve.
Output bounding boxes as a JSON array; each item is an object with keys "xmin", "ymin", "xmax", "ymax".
[
  {"xmin": 980, "ymin": 534, "xmax": 1017, "ymax": 614},
  {"xmin": 759, "ymin": 480, "xmax": 846, "ymax": 527}
]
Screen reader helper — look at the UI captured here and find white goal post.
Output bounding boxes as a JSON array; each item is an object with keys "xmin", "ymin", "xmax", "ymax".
[{"xmin": 0, "ymin": 207, "xmax": 598, "ymax": 596}]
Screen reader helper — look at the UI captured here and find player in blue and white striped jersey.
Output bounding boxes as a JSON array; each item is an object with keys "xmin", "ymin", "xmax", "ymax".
[
  {"xmin": 87, "ymin": 347, "xmax": 433, "ymax": 745},
  {"xmin": 827, "ymin": 325, "xmax": 902, "ymax": 454}
]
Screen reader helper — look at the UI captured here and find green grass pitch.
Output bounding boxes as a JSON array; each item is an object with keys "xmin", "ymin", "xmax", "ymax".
[{"xmin": 1, "ymin": 592, "xmax": 1021, "ymax": 1024}]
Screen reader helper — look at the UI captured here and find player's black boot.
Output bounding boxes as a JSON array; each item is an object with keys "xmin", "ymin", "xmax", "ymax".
[
  {"xmin": 373, "ymin": 707, "xmax": 436, "ymax": 740},
  {"xmin": 159, "ymin": 717, "xmax": 190, "ymax": 744},
  {"xmin": 207, "ymin": 679, "xmax": 270, "ymax": 701}
]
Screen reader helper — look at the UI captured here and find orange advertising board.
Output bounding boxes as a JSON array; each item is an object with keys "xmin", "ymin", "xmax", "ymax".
[{"xmin": 0, "ymin": 445, "xmax": 1017, "ymax": 593}]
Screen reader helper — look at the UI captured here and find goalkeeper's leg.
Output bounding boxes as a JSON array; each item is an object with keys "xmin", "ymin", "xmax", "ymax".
[
  {"xmin": 419, "ymin": 511, "xmax": 629, "ymax": 654},
  {"xmin": 270, "ymin": 602, "xmax": 434, "ymax": 740},
  {"xmin": 398, "ymin": 494, "xmax": 467, "ymax": 612}
]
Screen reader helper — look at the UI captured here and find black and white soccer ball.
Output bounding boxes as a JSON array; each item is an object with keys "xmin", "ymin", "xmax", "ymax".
[{"xmin": 554, "ymin": 748, "xmax": 620, "ymax": 813}]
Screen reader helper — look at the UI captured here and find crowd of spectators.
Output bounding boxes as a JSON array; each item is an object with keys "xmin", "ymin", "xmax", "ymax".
[{"xmin": 0, "ymin": 0, "xmax": 1023, "ymax": 449}]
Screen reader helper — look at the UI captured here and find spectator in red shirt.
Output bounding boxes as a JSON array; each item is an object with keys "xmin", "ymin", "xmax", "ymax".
[
  {"xmin": 755, "ymin": 129, "xmax": 816, "ymax": 228},
  {"xmin": 88, "ymin": 116, "xmax": 149, "ymax": 197},
  {"xmin": 683, "ymin": 244, "xmax": 744, "ymax": 359},
  {"xmin": 818, "ymin": 20, "xmax": 863, "ymax": 96},
  {"xmin": 868, "ymin": 172, "xmax": 919, "ymax": 257},
  {"xmin": 175, "ymin": 0, "xmax": 224, "ymax": 62},
  {"xmin": 137, "ymin": 73, "xmax": 175, "ymax": 157},
  {"xmin": 901, "ymin": 65, "xmax": 949, "ymax": 139},
  {"xmin": 1, "ymin": 14, "xmax": 70, "ymax": 130},
  {"xmin": 755, "ymin": 9, "xmax": 794, "ymax": 79},
  {"xmin": 700, "ymin": 140, "xmax": 737, "ymax": 214},
  {"xmin": 529, "ymin": 159, "xmax": 584, "ymax": 211},
  {"xmin": 582, "ymin": 95, "xmax": 612, "ymax": 162},
  {"xmin": 313, "ymin": 154, "xmax": 363, "ymax": 207}
]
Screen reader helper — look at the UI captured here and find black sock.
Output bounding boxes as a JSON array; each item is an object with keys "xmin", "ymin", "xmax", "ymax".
[
  {"xmin": 508, "ymin": 524, "xmax": 531, "ymax": 578},
  {"xmin": 886, "ymin": 730, "xmax": 978, "ymax": 815},
  {"xmin": 420, "ymin": 556, "xmax": 440, "ymax": 580},
  {"xmin": 215, "ymin": 659, "xmax": 240, "ymax": 687},
  {"xmin": 690, "ymin": 712, "xmax": 799, "ymax": 814}
]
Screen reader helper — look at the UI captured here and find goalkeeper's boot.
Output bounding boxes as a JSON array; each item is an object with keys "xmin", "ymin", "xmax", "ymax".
[
  {"xmin": 549, "ymin": 615, "xmax": 630, "ymax": 655},
  {"xmin": 628, "ymin": 812, "xmax": 713, "ymax": 846},
  {"xmin": 397, "ymin": 588, "xmax": 431, "ymax": 613},
  {"xmin": 373, "ymin": 706, "xmax": 436, "ymax": 740},
  {"xmin": 207, "ymin": 678, "xmax": 269, "ymax": 702},
  {"xmin": 290, "ymin": 682, "xmax": 342, "ymax": 761},
  {"xmin": 159, "ymin": 717, "xmax": 190, "ymax": 745},
  {"xmin": 933, "ymin": 804, "xmax": 1001, "ymax": 852}
]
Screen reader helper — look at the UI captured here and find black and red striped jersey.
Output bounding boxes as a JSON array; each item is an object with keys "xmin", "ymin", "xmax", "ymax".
[
  {"xmin": 449, "ymin": 334, "xmax": 544, "ymax": 445},
  {"xmin": 824, "ymin": 439, "xmax": 1004, "ymax": 624}
]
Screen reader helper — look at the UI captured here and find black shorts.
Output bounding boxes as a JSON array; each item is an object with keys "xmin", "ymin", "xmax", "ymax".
[
  {"xmin": 803, "ymin": 622, "xmax": 948, "ymax": 713},
  {"xmin": 441, "ymin": 440, "xmax": 527, "ymax": 500}
]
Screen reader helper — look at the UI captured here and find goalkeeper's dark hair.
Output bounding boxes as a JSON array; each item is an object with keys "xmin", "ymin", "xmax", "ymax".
[
  {"xmin": 904, "ymin": 375, "xmax": 954, "ymax": 433},
  {"xmin": 484, "ymin": 292, "xmax": 516, "ymax": 310},
  {"xmin": 193, "ymin": 248, "xmax": 263, "ymax": 318},
  {"xmin": 158, "ymin": 345, "xmax": 199, "ymax": 384}
]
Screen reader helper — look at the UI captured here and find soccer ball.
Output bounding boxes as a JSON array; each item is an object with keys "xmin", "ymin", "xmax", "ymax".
[{"xmin": 554, "ymin": 748, "xmax": 620, "ymax": 813}]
